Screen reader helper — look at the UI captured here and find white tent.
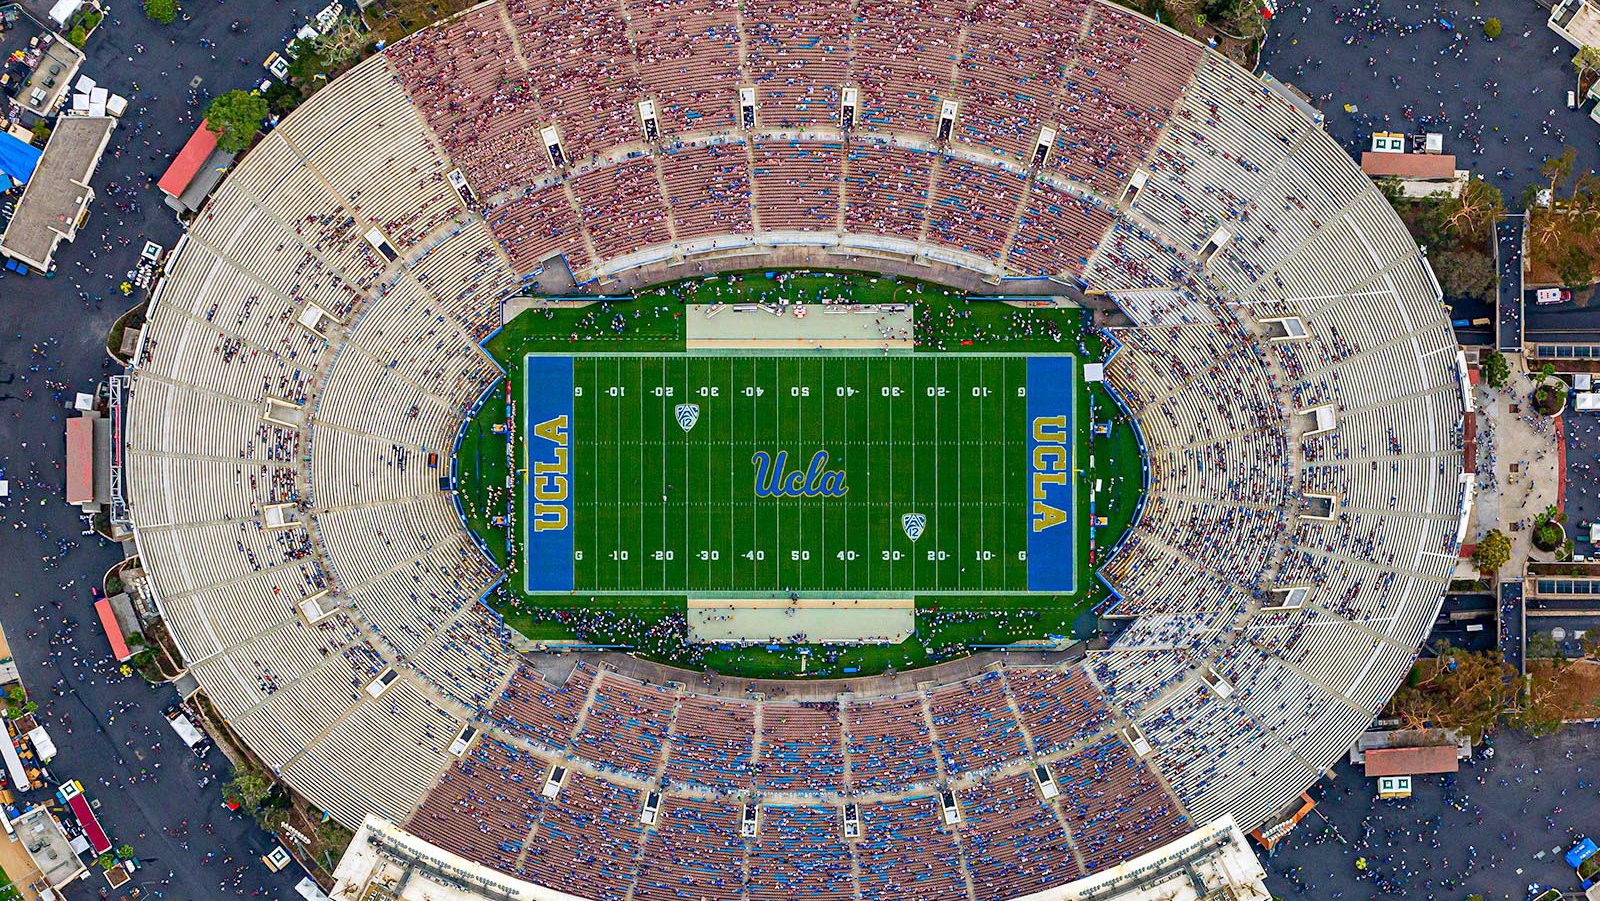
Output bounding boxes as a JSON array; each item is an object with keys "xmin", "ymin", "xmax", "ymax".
[{"xmin": 25, "ymin": 726, "xmax": 55, "ymax": 762}]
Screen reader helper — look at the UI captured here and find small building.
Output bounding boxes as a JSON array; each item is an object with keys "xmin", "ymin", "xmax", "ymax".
[
  {"xmin": 1351, "ymin": 728, "xmax": 1472, "ymax": 777},
  {"xmin": 1250, "ymin": 792, "xmax": 1316, "ymax": 850},
  {"xmin": 0, "ymin": 114, "xmax": 113, "ymax": 271},
  {"xmin": 64, "ymin": 409, "xmax": 109, "ymax": 513},
  {"xmin": 157, "ymin": 119, "xmax": 236, "ymax": 214},
  {"xmin": 0, "ymin": 9, "xmax": 84, "ymax": 121},
  {"xmin": 1365, "ymin": 745, "xmax": 1462, "ymax": 777},
  {"xmin": 1361, "ymin": 151, "xmax": 1466, "ymax": 197},
  {"xmin": 14, "ymin": 805, "xmax": 87, "ymax": 889},
  {"xmin": 1376, "ymin": 775, "xmax": 1412, "ymax": 798},
  {"xmin": 1551, "ymin": 0, "xmax": 1600, "ymax": 49}
]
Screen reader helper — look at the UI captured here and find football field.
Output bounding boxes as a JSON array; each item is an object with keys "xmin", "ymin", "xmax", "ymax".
[{"xmin": 523, "ymin": 353, "xmax": 1077, "ymax": 595}]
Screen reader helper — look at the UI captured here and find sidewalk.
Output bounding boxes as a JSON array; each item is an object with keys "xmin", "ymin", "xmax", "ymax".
[{"xmin": 1475, "ymin": 356, "xmax": 1562, "ymax": 569}]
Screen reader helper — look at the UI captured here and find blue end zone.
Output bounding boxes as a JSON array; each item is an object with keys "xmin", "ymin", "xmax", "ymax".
[
  {"xmin": 1027, "ymin": 356, "xmax": 1075, "ymax": 593},
  {"xmin": 524, "ymin": 356, "xmax": 575, "ymax": 592}
]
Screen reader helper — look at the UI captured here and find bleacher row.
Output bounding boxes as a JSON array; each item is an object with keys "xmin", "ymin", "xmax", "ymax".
[
  {"xmin": 127, "ymin": 53, "xmax": 519, "ymax": 829},
  {"xmin": 407, "ymin": 662, "xmax": 1185, "ymax": 900},
  {"xmin": 380, "ymin": 0, "xmax": 1201, "ymax": 278},
  {"xmin": 1096, "ymin": 76, "xmax": 1466, "ymax": 829},
  {"xmin": 123, "ymin": 0, "xmax": 1463, "ymax": 896},
  {"xmin": 486, "ymin": 663, "xmax": 1110, "ymax": 792}
]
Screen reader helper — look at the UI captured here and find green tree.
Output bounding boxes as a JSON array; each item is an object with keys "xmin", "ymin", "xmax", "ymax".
[
  {"xmin": 256, "ymin": 805, "xmax": 290, "ymax": 832},
  {"xmin": 1575, "ymin": 45, "xmax": 1600, "ymax": 93},
  {"xmin": 223, "ymin": 767, "xmax": 272, "ymax": 810},
  {"xmin": 1483, "ymin": 19, "xmax": 1500, "ymax": 39},
  {"xmin": 203, "ymin": 91, "xmax": 268, "ymax": 154},
  {"xmin": 316, "ymin": 816, "xmax": 355, "ymax": 854},
  {"xmin": 310, "ymin": 13, "xmax": 369, "ymax": 69},
  {"xmin": 263, "ymin": 81, "xmax": 301, "ymax": 117},
  {"xmin": 1443, "ymin": 178, "xmax": 1505, "ymax": 243},
  {"xmin": 1433, "ymin": 250, "xmax": 1497, "ymax": 301},
  {"xmin": 1556, "ymin": 242, "xmax": 1595, "ymax": 288},
  {"xmin": 1581, "ymin": 631, "xmax": 1600, "ymax": 660},
  {"xmin": 1389, "ymin": 641, "xmax": 1515, "ymax": 740},
  {"xmin": 1527, "ymin": 631, "xmax": 1559, "ymax": 659},
  {"xmin": 287, "ymin": 47, "xmax": 330, "ymax": 91},
  {"xmin": 1472, "ymin": 529, "xmax": 1512, "ymax": 574},
  {"xmin": 1482, "ymin": 351, "xmax": 1510, "ymax": 388},
  {"xmin": 143, "ymin": 0, "xmax": 176, "ymax": 24},
  {"xmin": 1543, "ymin": 147, "xmax": 1578, "ymax": 200},
  {"xmin": 1534, "ymin": 520, "xmax": 1565, "ymax": 552}
]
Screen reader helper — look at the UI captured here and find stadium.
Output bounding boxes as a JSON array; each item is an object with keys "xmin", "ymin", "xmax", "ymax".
[{"xmin": 120, "ymin": 0, "xmax": 1470, "ymax": 898}]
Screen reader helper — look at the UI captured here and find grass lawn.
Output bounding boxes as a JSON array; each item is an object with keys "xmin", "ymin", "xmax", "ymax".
[
  {"xmin": 0, "ymin": 865, "xmax": 20, "ymax": 901},
  {"xmin": 456, "ymin": 270, "xmax": 1144, "ymax": 679}
]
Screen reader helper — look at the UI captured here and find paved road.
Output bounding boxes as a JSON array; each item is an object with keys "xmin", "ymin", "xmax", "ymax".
[
  {"xmin": 1496, "ymin": 218, "xmax": 1525, "ymax": 351},
  {"xmin": 1524, "ymin": 296, "xmax": 1600, "ymax": 344},
  {"xmin": 1263, "ymin": 0, "xmax": 1600, "ymax": 213},
  {"xmin": 1502, "ymin": 580, "xmax": 1525, "ymax": 675},
  {"xmin": 1561, "ymin": 403, "xmax": 1600, "ymax": 560},
  {"xmin": 1263, "ymin": 728, "xmax": 1600, "ymax": 901},
  {"xmin": 0, "ymin": 1, "xmax": 324, "ymax": 899}
]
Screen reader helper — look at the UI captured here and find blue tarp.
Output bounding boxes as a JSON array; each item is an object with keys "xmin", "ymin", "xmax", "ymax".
[
  {"xmin": 0, "ymin": 131, "xmax": 42, "ymax": 187},
  {"xmin": 1565, "ymin": 838, "xmax": 1597, "ymax": 869}
]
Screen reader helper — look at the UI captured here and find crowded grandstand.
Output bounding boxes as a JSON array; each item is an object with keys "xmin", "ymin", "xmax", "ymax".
[{"xmin": 120, "ymin": 0, "xmax": 1469, "ymax": 898}]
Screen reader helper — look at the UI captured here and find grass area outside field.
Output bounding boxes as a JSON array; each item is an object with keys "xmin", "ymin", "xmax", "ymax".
[
  {"xmin": 0, "ymin": 864, "xmax": 21, "ymax": 901},
  {"xmin": 455, "ymin": 270, "xmax": 1145, "ymax": 678}
]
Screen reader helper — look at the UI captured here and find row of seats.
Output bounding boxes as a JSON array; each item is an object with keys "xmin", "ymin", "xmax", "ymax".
[
  {"xmin": 492, "ymin": 663, "xmax": 1112, "ymax": 794},
  {"xmin": 407, "ymin": 722, "xmax": 1182, "ymax": 900},
  {"xmin": 127, "ymin": 3, "xmax": 1466, "ymax": 897}
]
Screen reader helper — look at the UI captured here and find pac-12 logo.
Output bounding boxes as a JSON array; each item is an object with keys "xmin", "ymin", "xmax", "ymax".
[
  {"xmin": 530, "ymin": 415, "xmax": 570, "ymax": 532},
  {"xmin": 675, "ymin": 403, "xmax": 699, "ymax": 432},
  {"xmin": 752, "ymin": 450, "xmax": 848, "ymax": 498},
  {"xmin": 901, "ymin": 513, "xmax": 926, "ymax": 542},
  {"xmin": 1030, "ymin": 414, "xmax": 1069, "ymax": 532}
]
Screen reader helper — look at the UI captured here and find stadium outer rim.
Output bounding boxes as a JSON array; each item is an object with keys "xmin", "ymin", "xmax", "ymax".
[{"xmin": 119, "ymin": 2, "xmax": 1465, "ymax": 888}]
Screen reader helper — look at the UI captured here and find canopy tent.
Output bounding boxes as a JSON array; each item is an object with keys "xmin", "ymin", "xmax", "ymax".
[{"xmin": 0, "ymin": 131, "xmax": 43, "ymax": 188}]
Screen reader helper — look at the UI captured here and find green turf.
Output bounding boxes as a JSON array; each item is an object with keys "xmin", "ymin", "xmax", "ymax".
[
  {"xmin": 556, "ymin": 353, "xmax": 1043, "ymax": 594},
  {"xmin": 456, "ymin": 270, "xmax": 1145, "ymax": 679}
]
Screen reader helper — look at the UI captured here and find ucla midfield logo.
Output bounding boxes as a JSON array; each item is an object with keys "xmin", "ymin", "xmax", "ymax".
[
  {"xmin": 752, "ymin": 450, "xmax": 848, "ymax": 498},
  {"xmin": 675, "ymin": 403, "xmax": 700, "ymax": 432}
]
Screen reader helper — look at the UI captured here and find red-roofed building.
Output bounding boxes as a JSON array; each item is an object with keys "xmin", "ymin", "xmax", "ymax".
[
  {"xmin": 1361, "ymin": 152, "xmax": 1459, "ymax": 180},
  {"xmin": 65, "ymin": 415, "xmax": 94, "ymax": 506},
  {"xmin": 1364, "ymin": 745, "xmax": 1461, "ymax": 777},
  {"xmin": 158, "ymin": 120, "xmax": 216, "ymax": 197},
  {"xmin": 65, "ymin": 409, "xmax": 109, "ymax": 512},
  {"xmin": 158, "ymin": 120, "xmax": 234, "ymax": 214},
  {"xmin": 94, "ymin": 597, "xmax": 132, "ymax": 662}
]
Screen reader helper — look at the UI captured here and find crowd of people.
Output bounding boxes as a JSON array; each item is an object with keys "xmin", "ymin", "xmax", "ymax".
[
  {"xmin": 376, "ymin": 0, "xmax": 1223, "ymax": 281},
  {"xmin": 406, "ymin": 655, "xmax": 1210, "ymax": 897}
]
